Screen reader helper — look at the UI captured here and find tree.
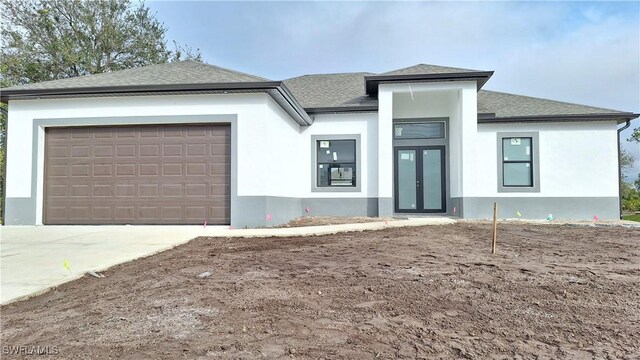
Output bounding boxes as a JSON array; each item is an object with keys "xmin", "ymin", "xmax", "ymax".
[
  {"xmin": 0, "ymin": 0, "xmax": 201, "ymax": 222},
  {"xmin": 622, "ymin": 181, "xmax": 640, "ymax": 212},
  {"xmin": 620, "ymin": 148, "xmax": 634, "ymax": 179},
  {"xmin": 630, "ymin": 127, "xmax": 640, "ymax": 143},
  {"xmin": 0, "ymin": 0, "xmax": 201, "ymax": 85}
]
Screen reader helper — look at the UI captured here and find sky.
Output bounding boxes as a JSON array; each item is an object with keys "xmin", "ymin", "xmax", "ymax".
[{"xmin": 147, "ymin": 0, "xmax": 640, "ymax": 178}]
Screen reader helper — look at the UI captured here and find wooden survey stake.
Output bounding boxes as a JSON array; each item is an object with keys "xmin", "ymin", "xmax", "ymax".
[{"xmin": 492, "ymin": 202, "xmax": 498, "ymax": 254}]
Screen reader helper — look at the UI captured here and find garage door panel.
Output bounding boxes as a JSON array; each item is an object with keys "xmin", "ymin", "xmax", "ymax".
[
  {"xmin": 116, "ymin": 128, "xmax": 136, "ymax": 138},
  {"xmin": 162, "ymin": 184, "xmax": 183, "ymax": 197},
  {"xmin": 94, "ymin": 145, "xmax": 114, "ymax": 157},
  {"xmin": 71, "ymin": 128, "xmax": 92, "ymax": 139},
  {"xmin": 70, "ymin": 185, "xmax": 90, "ymax": 197},
  {"xmin": 93, "ymin": 164, "xmax": 114, "ymax": 177},
  {"xmin": 139, "ymin": 128, "xmax": 160, "ymax": 138},
  {"xmin": 162, "ymin": 144, "xmax": 183, "ymax": 157},
  {"xmin": 210, "ymin": 144, "xmax": 230, "ymax": 155},
  {"xmin": 115, "ymin": 164, "xmax": 137, "ymax": 176},
  {"xmin": 44, "ymin": 124, "xmax": 230, "ymax": 224},
  {"xmin": 92, "ymin": 207, "xmax": 112, "ymax": 219},
  {"xmin": 162, "ymin": 163, "xmax": 183, "ymax": 176},
  {"xmin": 140, "ymin": 145, "xmax": 160, "ymax": 157}
]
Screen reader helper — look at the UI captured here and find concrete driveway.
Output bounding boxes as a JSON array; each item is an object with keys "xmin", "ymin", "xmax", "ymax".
[
  {"xmin": 0, "ymin": 225, "xmax": 219, "ymax": 305},
  {"xmin": 0, "ymin": 218, "xmax": 455, "ymax": 305}
]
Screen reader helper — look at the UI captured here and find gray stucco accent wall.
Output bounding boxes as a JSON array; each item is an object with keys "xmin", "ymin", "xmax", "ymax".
[
  {"xmin": 456, "ymin": 197, "xmax": 619, "ymax": 220},
  {"xmin": 232, "ymin": 196, "xmax": 378, "ymax": 228},
  {"xmin": 4, "ymin": 198, "xmax": 37, "ymax": 225}
]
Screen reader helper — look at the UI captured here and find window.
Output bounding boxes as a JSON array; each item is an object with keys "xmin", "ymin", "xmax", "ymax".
[
  {"xmin": 316, "ymin": 139, "xmax": 356, "ymax": 187},
  {"xmin": 394, "ymin": 122, "xmax": 445, "ymax": 139},
  {"xmin": 497, "ymin": 132, "xmax": 540, "ymax": 193},
  {"xmin": 502, "ymin": 137, "xmax": 533, "ymax": 186}
]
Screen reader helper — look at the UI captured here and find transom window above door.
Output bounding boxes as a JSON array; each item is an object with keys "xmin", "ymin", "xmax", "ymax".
[{"xmin": 394, "ymin": 122, "xmax": 445, "ymax": 139}]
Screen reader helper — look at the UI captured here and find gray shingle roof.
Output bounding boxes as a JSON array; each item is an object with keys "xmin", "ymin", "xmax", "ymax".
[
  {"xmin": 381, "ymin": 63, "xmax": 481, "ymax": 76},
  {"xmin": 283, "ymin": 71, "xmax": 627, "ymax": 118},
  {"xmin": 283, "ymin": 72, "xmax": 377, "ymax": 108},
  {"xmin": 2, "ymin": 61, "xmax": 269, "ymax": 91},
  {"xmin": 2, "ymin": 61, "xmax": 631, "ymax": 119},
  {"xmin": 477, "ymin": 90, "xmax": 622, "ymax": 117}
]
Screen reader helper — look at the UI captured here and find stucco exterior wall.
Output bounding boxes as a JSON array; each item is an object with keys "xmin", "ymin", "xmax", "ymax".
[
  {"xmin": 462, "ymin": 121, "xmax": 620, "ymax": 219},
  {"xmin": 5, "ymin": 93, "xmax": 303, "ymax": 226},
  {"xmin": 379, "ymin": 81, "xmax": 478, "ymax": 215},
  {"xmin": 301, "ymin": 112, "xmax": 378, "ymax": 198},
  {"xmin": 4, "ymin": 89, "xmax": 623, "ymax": 226}
]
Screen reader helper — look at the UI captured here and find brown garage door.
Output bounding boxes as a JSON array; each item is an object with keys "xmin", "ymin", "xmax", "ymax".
[{"xmin": 44, "ymin": 124, "xmax": 230, "ymax": 225}]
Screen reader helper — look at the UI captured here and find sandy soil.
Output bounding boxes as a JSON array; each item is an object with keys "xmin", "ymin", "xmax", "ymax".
[{"xmin": 1, "ymin": 222, "xmax": 639, "ymax": 359}]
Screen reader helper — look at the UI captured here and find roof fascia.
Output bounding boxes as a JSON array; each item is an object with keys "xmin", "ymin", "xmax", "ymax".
[
  {"xmin": 305, "ymin": 106, "xmax": 638, "ymax": 124},
  {"xmin": 305, "ymin": 106, "xmax": 379, "ymax": 114},
  {"xmin": 364, "ymin": 71, "xmax": 494, "ymax": 96},
  {"xmin": 0, "ymin": 81, "xmax": 313, "ymax": 126},
  {"xmin": 478, "ymin": 113, "xmax": 640, "ymax": 124}
]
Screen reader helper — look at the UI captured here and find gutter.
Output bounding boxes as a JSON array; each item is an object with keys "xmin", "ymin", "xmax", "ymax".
[
  {"xmin": 274, "ymin": 83, "xmax": 314, "ymax": 125},
  {"xmin": 305, "ymin": 105, "xmax": 379, "ymax": 114},
  {"xmin": 304, "ymin": 106, "xmax": 640, "ymax": 125},
  {"xmin": 617, "ymin": 120, "xmax": 632, "ymax": 219},
  {"xmin": 0, "ymin": 81, "xmax": 313, "ymax": 126},
  {"xmin": 478, "ymin": 113, "xmax": 640, "ymax": 124}
]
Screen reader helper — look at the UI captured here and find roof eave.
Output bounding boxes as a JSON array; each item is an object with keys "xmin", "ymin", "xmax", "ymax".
[
  {"xmin": 478, "ymin": 113, "xmax": 640, "ymax": 124},
  {"xmin": 305, "ymin": 105, "xmax": 379, "ymax": 114},
  {"xmin": 364, "ymin": 71, "xmax": 494, "ymax": 97},
  {"xmin": 0, "ymin": 81, "xmax": 314, "ymax": 126}
]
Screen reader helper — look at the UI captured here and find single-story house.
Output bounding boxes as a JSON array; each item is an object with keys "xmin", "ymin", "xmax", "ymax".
[{"xmin": 1, "ymin": 61, "xmax": 637, "ymax": 227}]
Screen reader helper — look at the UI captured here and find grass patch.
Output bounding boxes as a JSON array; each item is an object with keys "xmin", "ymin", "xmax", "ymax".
[{"xmin": 622, "ymin": 214, "xmax": 640, "ymax": 222}]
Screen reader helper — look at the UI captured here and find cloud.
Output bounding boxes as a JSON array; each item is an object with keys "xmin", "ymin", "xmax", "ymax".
[{"xmin": 150, "ymin": 0, "xmax": 639, "ymax": 173}]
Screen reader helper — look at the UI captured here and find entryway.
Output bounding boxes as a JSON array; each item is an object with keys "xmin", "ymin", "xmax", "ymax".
[{"xmin": 394, "ymin": 146, "xmax": 446, "ymax": 213}]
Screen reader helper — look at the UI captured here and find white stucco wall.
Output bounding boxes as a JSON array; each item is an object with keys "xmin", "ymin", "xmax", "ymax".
[
  {"xmin": 392, "ymin": 91, "xmax": 453, "ymax": 118},
  {"xmin": 379, "ymin": 81, "xmax": 478, "ymax": 214},
  {"xmin": 300, "ymin": 112, "xmax": 378, "ymax": 198},
  {"xmin": 472, "ymin": 121, "xmax": 620, "ymax": 197},
  {"xmin": 240, "ymin": 96, "xmax": 305, "ymax": 197},
  {"xmin": 6, "ymin": 88, "xmax": 621, "ymax": 225},
  {"xmin": 5, "ymin": 93, "xmax": 302, "ymax": 224}
]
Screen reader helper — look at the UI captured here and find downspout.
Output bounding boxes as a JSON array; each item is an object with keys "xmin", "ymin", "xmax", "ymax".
[{"xmin": 617, "ymin": 120, "xmax": 631, "ymax": 219}]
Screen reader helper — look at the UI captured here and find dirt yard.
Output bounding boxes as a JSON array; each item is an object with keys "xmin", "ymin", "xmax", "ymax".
[{"xmin": 1, "ymin": 222, "xmax": 639, "ymax": 359}]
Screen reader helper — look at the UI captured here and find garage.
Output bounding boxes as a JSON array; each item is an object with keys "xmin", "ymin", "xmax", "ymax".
[{"xmin": 44, "ymin": 124, "xmax": 231, "ymax": 225}]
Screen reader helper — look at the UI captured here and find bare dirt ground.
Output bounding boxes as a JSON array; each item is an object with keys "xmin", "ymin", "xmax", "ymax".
[{"xmin": 1, "ymin": 222, "xmax": 639, "ymax": 359}]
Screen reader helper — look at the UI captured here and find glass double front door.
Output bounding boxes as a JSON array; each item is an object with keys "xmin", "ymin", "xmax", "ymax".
[{"xmin": 395, "ymin": 146, "xmax": 446, "ymax": 213}]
